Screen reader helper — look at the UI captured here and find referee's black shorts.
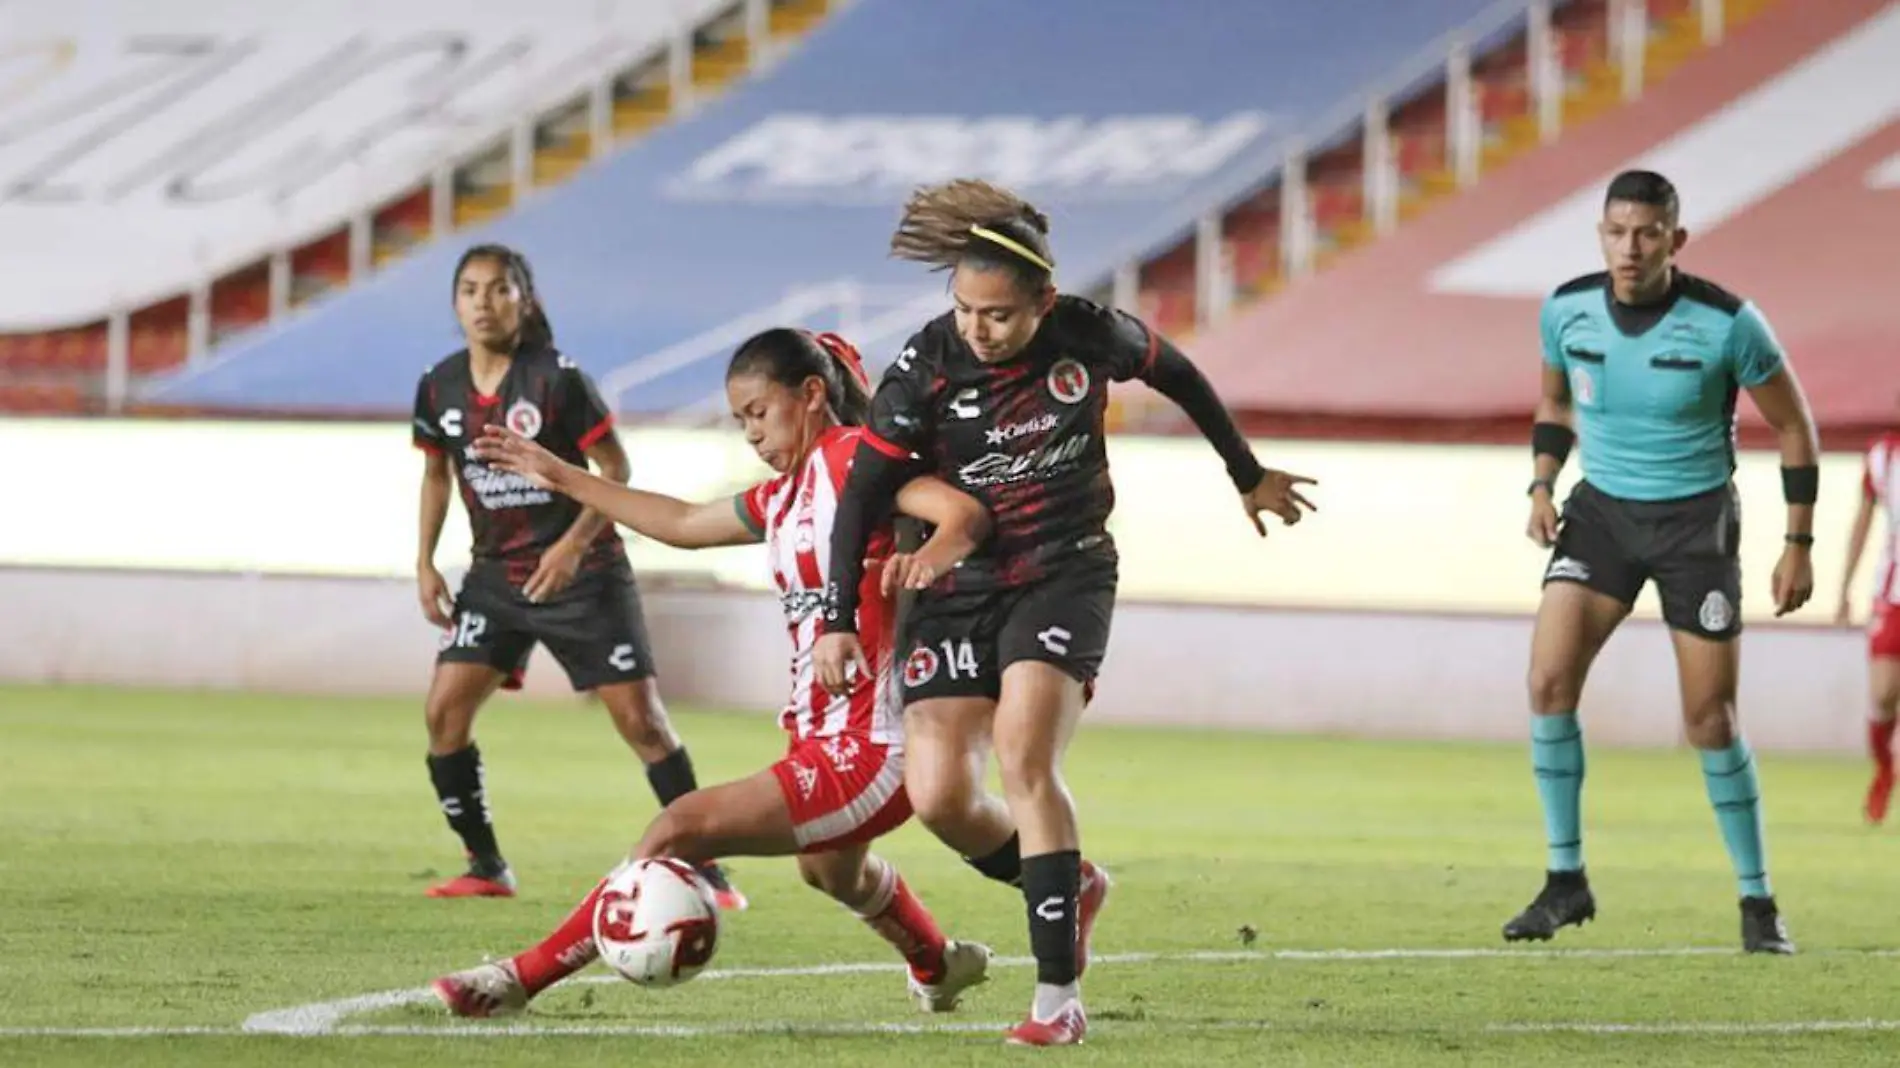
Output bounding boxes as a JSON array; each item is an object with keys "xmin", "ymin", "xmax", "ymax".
[{"xmin": 1542, "ymin": 480, "xmax": 1742, "ymax": 640}]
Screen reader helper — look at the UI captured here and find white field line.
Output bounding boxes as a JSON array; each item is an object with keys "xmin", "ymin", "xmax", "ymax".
[
  {"xmin": 1488, "ymin": 1019, "xmax": 1900, "ymax": 1036},
  {"xmin": 0, "ymin": 945, "xmax": 1884, "ymax": 1040},
  {"xmin": 239, "ymin": 946, "xmax": 1742, "ymax": 1035}
]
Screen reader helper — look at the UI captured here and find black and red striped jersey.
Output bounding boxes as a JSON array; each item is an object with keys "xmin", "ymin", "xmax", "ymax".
[
  {"xmin": 862, "ymin": 295, "xmax": 1161, "ymax": 591},
  {"xmin": 412, "ymin": 345, "xmax": 626, "ymax": 584}
]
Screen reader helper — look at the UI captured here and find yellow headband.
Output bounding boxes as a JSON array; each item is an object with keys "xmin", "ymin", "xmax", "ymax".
[{"xmin": 969, "ymin": 225, "xmax": 1055, "ymax": 274}]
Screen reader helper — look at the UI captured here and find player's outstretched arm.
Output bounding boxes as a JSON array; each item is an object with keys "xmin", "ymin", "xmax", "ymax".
[
  {"xmin": 555, "ymin": 432, "xmax": 631, "ymax": 552},
  {"xmin": 1746, "ymin": 367, "xmax": 1820, "ymax": 617},
  {"xmin": 1837, "ymin": 484, "xmax": 1878, "ymax": 625},
  {"xmin": 521, "ymin": 432, "xmax": 636, "ymax": 602},
  {"xmin": 1138, "ymin": 334, "xmax": 1316, "ymax": 536},
  {"xmin": 473, "ymin": 426, "xmax": 758, "ymax": 550},
  {"xmin": 882, "ymin": 476, "xmax": 992, "ymax": 596}
]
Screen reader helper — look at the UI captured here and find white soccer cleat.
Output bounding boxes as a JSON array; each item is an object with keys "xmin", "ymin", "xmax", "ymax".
[
  {"xmin": 431, "ymin": 960, "xmax": 528, "ymax": 1019},
  {"xmin": 909, "ymin": 939, "xmax": 993, "ymax": 1013}
]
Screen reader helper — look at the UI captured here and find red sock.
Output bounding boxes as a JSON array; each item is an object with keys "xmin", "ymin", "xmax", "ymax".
[
  {"xmin": 1872, "ymin": 719, "xmax": 1897, "ymax": 773},
  {"xmin": 855, "ymin": 860, "xmax": 947, "ymax": 984},
  {"xmin": 510, "ymin": 877, "xmax": 607, "ymax": 997}
]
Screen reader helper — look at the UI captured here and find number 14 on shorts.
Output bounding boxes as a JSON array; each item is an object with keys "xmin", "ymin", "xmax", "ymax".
[{"xmin": 903, "ymin": 638, "xmax": 978, "ymax": 688}]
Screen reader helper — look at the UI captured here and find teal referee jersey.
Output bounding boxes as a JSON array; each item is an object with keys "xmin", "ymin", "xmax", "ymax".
[{"xmin": 1539, "ymin": 271, "xmax": 1786, "ymax": 501}]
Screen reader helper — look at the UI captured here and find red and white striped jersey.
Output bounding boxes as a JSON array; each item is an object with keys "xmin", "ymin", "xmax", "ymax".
[
  {"xmin": 740, "ymin": 425, "xmax": 902, "ymax": 745},
  {"xmin": 1864, "ymin": 432, "xmax": 1900, "ymax": 605}
]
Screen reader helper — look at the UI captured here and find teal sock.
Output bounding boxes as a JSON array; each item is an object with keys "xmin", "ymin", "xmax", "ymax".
[
  {"xmin": 1700, "ymin": 740, "xmax": 1771, "ymax": 898},
  {"xmin": 1530, "ymin": 713, "xmax": 1585, "ymax": 872}
]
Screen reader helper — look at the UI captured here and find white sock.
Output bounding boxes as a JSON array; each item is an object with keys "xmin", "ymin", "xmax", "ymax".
[{"xmin": 1032, "ymin": 981, "xmax": 1079, "ymax": 1021}]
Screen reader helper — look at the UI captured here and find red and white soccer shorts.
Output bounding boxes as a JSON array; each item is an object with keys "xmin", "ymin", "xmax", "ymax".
[
  {"xmin": 770, "ymin": 733, "xmax": 914, "ymax": 853},
  {"xmin": 1871, "ymin": 601, "xmax": 1900, "ymax": 659}
]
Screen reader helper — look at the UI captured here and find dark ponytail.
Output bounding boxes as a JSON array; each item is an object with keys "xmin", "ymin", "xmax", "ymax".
[
  {"xmin": 452, "ymin": 243, "xmax": 555, "ymax": 351},
  {"xmin": 727, "ymin": 328, "xmax": 871, "ymax": 426}
]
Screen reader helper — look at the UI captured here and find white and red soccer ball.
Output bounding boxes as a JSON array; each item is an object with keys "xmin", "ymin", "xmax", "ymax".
[{"xmin": 592, "ymin": 858, "xmax": 722, "ymax": 987}]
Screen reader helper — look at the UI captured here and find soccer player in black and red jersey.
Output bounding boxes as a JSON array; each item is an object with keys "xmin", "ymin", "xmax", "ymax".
[
  {"xmin": 412, "ymin": 244, "xmax": 739, "ymax": 907},
  {"xmin": 812, "ymin": 180, "xmax": 1317, "ymax": 1046}
]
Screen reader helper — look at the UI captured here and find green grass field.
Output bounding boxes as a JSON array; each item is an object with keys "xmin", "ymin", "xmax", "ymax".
[{"xmin": 3, "ymin": 685, "xmax": 1896, "ymax": 1066}]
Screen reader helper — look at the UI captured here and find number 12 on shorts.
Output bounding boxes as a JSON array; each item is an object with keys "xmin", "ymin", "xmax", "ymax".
[{"xmin": 443, "ymin": 612, "xmax": 487, "ymax": 650}]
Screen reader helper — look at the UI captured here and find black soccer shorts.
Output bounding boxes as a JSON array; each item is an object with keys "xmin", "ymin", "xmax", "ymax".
[
  {"xmin": 1542, "ymin": 480, "xmax": 1743, "ymax": 641},
  {"xmin": 437, "ymin": 560, "xmax": 657, "ymax": 690},
  {"xmin": 898, "ymin": 560, "xmax": 1116, "ymax": 705}
]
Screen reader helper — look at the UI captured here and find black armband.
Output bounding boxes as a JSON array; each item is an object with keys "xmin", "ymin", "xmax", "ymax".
[
  {"xmin": 1531, "ymin": 421, "xmax": 1575, "ymax": 464},
  {"xmin": 1780, "ymin": 464, "xmax": 1818, "ymax": 506}
]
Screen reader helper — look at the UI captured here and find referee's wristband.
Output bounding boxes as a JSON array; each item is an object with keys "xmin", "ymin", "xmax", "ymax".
[
  {"xmin": 1781, "ymin": 464, "xmax": 1819, "ymax": 505},
  {"xmin": 1532, "ymin": 421, "xmax": 1575, "ymax": 464}
]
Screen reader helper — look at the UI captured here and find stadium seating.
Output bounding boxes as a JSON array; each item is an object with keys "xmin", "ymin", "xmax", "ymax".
[
  {"xmin": 0, "ymin": 0, "xmax": 830, "ymax": 413},
  {"xmin": 1185, "ymin": 0, "xmax": 1900, "ymax": 447},
  {"xmin": 32, "ymin": 0, "xmax": 1888, "ymax": 437},
  {"xmin": 143, "ymin": 0, "xmax": 1506, "ymax": 416},
  {"xmin": 1137, "ymin": 0, "xmax": 1780, "ymax": 342}
]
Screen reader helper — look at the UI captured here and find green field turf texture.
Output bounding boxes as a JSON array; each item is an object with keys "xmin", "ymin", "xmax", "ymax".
[{"xmin": 2, "ymin": 686, "xmax": 1895, "ymax": 1066}]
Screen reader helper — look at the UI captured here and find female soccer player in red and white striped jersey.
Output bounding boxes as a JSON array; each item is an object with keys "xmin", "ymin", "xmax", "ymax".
[
  {"xmin": 1836, "ymin": 420, "xmax": 1900, "ymax": 822},
  {"xmin": 429, "ymin": 328, "xmax": 996, "ymax": 1018}
]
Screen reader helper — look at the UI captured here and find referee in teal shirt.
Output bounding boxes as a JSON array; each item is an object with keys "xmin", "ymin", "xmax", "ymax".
[{"xmin": 1505, "ymin": 170, "xmax": 1818, "ymax": 955}]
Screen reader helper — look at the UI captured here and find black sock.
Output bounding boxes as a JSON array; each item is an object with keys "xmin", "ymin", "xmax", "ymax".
[
  {"xmin": 427, "ymin": 745, "xmax": 501, "ymax": 869},
  {"xmin": 964, "ymin": 832, "xmax": 1024, "ymax": 887},
  {"xmin": 645, "ymin": 747, "xmax": 699, "ymax": 808},
  {"xmin": 1022, "ymin": 850, "xmax": 1081, "ymax": 986}
]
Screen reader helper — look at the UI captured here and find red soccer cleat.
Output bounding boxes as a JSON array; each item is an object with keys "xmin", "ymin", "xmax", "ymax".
[
  {"xmin": 432, "ymin": 962, "xmax": 527, "ymax": 1018},
  {"xmin": 425, "ymin": 862, "xmax": 518, "ymax": 899},
  {"xmin": 1075, "ymin": 860, "xmax": 1111, "ymax": 977},
  {"xmin": 1005, "ymin": 1001, "xmax": 1087, "ymax": 1047},
  {"xmin": 698, "ymin": 862, "xmax": 748, "ymax": 911},
  {"xmin": 1866, "ymin": 767, "xmax": 1894, "ymax": 825}
]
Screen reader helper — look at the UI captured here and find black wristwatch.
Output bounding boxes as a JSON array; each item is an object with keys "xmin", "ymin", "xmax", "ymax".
[
  {"xmin": 1527, "ymin": 477, "xmax": 1556, "ymax": 497},
  {"xmin": 1785, "ymin": 532, "xmax": 1815, "ymax": 547}
]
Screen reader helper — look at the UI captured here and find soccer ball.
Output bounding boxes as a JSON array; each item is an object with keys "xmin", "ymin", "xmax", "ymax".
[{"xmin": 592, "ymin": 857, "xmax": 722, "ymax": 987}]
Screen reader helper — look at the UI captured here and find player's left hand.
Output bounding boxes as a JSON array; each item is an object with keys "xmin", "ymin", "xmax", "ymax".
[
  {"xmin": 523, "ymin": 539, "xmax": 583, "ymax": 603},
  {"xmin": 1770, "ymin": 543, "xmax": 1814, "ymax": 617},
  {"xmin": 1242, "ymin": 468, "xmax": 1319, "ymax": 537}
]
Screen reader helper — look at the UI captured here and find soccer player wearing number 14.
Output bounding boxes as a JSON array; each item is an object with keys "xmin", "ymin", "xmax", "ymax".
[{"xmin": 1507, "ymin": 171, "xmax": 1818, "ymax": 954}]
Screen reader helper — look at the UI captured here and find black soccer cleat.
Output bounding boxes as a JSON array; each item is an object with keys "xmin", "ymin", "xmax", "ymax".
[
  {"xmin": 1502, "ymin": 869, "xmax": 1597, "ymax": 942},
  {"xmin": 1740, "ymin": 895, "xmax": 1794, "ymax": 955}
]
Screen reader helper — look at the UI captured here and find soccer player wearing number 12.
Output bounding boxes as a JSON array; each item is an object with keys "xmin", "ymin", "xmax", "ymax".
[
  {"xmin": 412, "ymin": 245, "xmax": 738, "ymax": 906},
  {"xmin": 1508, "ymin": 171, "xmax": 1818, "ymax": 954}
]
